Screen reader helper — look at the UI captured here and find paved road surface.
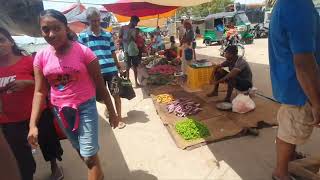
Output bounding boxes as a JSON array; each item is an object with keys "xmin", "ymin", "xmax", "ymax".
[{"xmin": 34, "ymin": 39, "xmax": 320, "ymax": 180}]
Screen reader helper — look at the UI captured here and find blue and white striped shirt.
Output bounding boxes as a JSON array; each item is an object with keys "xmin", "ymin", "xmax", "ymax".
[{"xmin": 78, "ymin": 29, "xmax": 118, "ymax": 75}]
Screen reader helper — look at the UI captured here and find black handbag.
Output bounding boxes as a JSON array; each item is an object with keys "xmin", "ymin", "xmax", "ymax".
[{"xmin": 118, "ymin": 77, "xmax": 136, "ymax": 100}]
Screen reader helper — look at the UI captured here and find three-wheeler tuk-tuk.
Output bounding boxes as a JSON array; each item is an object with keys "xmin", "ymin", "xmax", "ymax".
[{"xmin": 203, "ymin": 11, "xmax": 254, "ymax": 46}]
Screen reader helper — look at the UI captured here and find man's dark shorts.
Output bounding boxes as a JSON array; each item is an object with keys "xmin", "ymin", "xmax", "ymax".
[
  {"xmin": 234, "ymin": 77, "xmax": 252, "ymax": 91},
  {"xmin": 216, "ymin": 69, "xmax": 252, "ymax": 92},
  {"xmin": 103, "ymin": 72, "xmax": 118, "ymax": 90},
  {"xmin": 126, "ymin": 56, "xmax": 141, "ymax": 68}
]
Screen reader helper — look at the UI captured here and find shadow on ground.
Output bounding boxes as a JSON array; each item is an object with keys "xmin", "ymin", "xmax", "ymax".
[
  {"xmin": 34, "ymin": 114, "xmax": 157, "ymax": 180},
  {"xmin": 205, "ymin": 128, "xmax": 277, "ymax": 180},
  {"xmin": 123, "ymin": 110, "xmax": 150, "ymax": 124}
]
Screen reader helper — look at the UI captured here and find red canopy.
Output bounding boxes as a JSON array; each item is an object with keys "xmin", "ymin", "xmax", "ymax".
[{"xmin": 103, "ymin": 2, "xmax": 178, "ymax": 17}]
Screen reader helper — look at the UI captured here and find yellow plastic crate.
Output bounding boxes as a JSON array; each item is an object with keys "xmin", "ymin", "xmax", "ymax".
[{"xmin": 187, "ymin": 65, "xmax": 216, "ymax": 90}]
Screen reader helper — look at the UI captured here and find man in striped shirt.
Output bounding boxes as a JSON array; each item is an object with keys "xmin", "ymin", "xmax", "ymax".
[{"xmin": 79, "ymin": 7, "xmax": 125, "ymax": 129}]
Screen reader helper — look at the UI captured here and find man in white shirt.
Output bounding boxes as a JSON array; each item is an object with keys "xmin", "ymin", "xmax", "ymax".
[{"xmin": 177, "ymin": 19, "xmax": 186, "ymax": 46}]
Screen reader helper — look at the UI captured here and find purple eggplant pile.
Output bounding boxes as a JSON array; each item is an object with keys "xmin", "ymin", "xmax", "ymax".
[{"xmin": 167, "ymin": 98, "xmax": 202, "ymax": 117}]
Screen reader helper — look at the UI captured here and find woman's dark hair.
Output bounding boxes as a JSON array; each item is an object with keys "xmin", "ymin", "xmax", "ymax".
[
  {"xmin": 40, "ymin": 9, "xmax": 68, "ymax": 26},
  {"xmin": 39, "ymin": 9, "xmax": 76, "ymax": 41},
  {"xmin": 224, "ymin": 45, "xmax": 238, "ymax": 56},
  {"xmin": 0, "ymin": 27, "xmax": 25, "ymax": 56}
]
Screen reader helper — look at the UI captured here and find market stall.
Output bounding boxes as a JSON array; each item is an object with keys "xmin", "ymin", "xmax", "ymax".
[
  {"xmin": 138, "ymin": 53, "xmax": 280, "ymax": 150},
  {"xmin": 148, "ymin": 84, "xmax": 279, "ymax": 150}
]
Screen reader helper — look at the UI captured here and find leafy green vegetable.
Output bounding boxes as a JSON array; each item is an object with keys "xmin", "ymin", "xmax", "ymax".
[{"xmin": 175, "ymin": 118, "xmax": 210, "ymax": 140}]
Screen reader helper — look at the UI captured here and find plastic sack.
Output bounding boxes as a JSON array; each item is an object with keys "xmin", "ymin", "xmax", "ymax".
[{"xmin": 232, "ymin": 94, "xmax": 256, "ymax": 114}]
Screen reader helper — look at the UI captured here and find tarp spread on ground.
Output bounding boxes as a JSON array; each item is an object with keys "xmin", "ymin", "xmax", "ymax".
[{"xmin": 147, "ymin": 84, "xmax": 280, "ymax": 150}]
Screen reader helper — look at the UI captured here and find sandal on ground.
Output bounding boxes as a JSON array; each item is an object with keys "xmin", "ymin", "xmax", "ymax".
[
  {"xmin": 118, "ymin": 122, "xmax": 126, "ymax": 129},
  {"xmin": 272, "ymin": 174, "xmax": 297, "ymax": 180},
  {"xmin": 293, "ymin": 152, "xmax": 307, "ymax": 160},
  {"xmin": 51, "ymin": 166, "xmax": 64, "ymax": 180}
]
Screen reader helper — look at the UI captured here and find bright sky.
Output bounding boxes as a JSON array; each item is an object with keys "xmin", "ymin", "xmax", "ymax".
[
  {"xmin": 15, "ymin": 0, "xmax": 265, "ymax": 44},
  {"xmin": 43, "ymin": 0, "xmax": 109, "ymax": 11},
  {"xmin": 43, "ymin": 0, "xmax": 266, "ymax": 11},
  {"xmin": 235, "ymin": 0, "xmax": 265, "ymax": 3}
]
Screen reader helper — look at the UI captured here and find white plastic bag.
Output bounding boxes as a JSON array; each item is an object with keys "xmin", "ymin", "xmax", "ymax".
[
  {"xmin": 117, "ymin": 50, "xmax": 125, "ymax": 62},
  {"xmin": 232, "ymin": 94, "xmax": 256, "ymax": 114}
]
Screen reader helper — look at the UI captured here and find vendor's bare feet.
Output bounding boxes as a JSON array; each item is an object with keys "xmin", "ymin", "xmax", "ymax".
[
  {"xmin": 118, "ymin": 121, "xmax": 126, "ymax": 129},
  {"xmin": 207, "ymin": 91, "xmax": 218, "ymax": 97}
]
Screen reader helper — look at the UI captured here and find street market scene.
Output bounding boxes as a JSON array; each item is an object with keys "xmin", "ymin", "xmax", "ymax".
[{"xmin": 1, "ymin": 0, "xmax": 320, "ymax": 180}]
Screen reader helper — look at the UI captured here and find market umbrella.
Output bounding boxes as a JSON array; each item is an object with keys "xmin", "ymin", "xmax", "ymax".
[
  {"xmin": 114, "ymin": 9, "xmax": 176, "ymax": 23},
  {"xmin": 103, "ymin": 1, "xmax": 178, "ymax": 24},
  {"xmin": 102, "ymin": 0, "xmax": 212, "ymax": 23},
  {"xmin": 138, "ymin": 18, "xmax": 168, "ymax": 28},
  {"xmin": 101, "ymin": 0, "xmax": 212, "ymax": 7},
  {"xmin": 103, "ymin": 2, "xmax": 178, "ymax": 17}
]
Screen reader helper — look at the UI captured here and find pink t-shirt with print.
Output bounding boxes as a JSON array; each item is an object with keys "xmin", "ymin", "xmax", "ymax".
[{"xmin": 34, "ymin": 42, "xmax": 96, "ymax": 110}]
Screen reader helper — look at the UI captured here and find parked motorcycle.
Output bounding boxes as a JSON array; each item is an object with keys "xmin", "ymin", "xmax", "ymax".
[
  {"xmin": 219, "ymin": 33, "xmax": 245, "ymax": 57},
  {"xmin": 252, "ymin": 23, "xmax": 269, "ymax": 39}
]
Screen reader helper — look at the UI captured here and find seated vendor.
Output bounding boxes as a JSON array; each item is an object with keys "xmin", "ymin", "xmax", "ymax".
[
  {"xmin": 164, "ymin": 36, "xmax": 178, "ymax": 60},
  {"xmin": 207, "ymin": 45, "xmax": 253, "ymax": 102},
  {"xmin": 169, "ymin": 36, "xmax": 178, "ymax": 52},
  {"xmin": 152, "ymin": 32, "xmax": 165, "ymax": 51}
]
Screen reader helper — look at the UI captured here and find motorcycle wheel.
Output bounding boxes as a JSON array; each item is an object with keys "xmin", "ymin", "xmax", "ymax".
[
  {"xmin": 237, "ymin": 44, "xmax": 245, "ymax": 57},
  {"xmin": 254, "ymin": 31, "xmax": 259, "ymax": 39},
  {"xmin": 261, "ymin": 32, "xmax": 268, "ymax": 38},
  {"xmin": 219, "ymin": 44, "xmax": 225, "ymax": 57},
  {"xmin": 204, "ymin": 40, "xmax": 211, "ymax": 46},
  {"xmin": 244, "ymin": 37, "xmax": 254, "ymax": 45}
]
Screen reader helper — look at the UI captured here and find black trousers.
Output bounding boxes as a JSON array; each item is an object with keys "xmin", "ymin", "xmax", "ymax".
[
  {"xmin": 2, "ymin": 121, "xmax": 35, "ymax": 180},
  {"xmin": 38, "ymin": 108, "xmax": 63, "ymax": 162},
  {"xmin": 1, "ymin": 108, "xmax": 63, "ymax": 180}
]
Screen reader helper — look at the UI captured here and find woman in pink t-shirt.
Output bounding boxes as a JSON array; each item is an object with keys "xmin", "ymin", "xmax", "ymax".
[{"xmin": 28, "ymin": 10, "xmax": 119, "ymax": 180}]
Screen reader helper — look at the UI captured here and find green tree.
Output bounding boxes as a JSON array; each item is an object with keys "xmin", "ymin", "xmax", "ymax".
[{"xmin": 177, "ymin": 0, "xmax": 234, "ymax": 18}]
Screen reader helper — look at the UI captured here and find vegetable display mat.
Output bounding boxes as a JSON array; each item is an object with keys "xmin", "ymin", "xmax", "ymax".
[{"xmin": 149, "ymin": 85, "xmax": 280, "ymax": 150}]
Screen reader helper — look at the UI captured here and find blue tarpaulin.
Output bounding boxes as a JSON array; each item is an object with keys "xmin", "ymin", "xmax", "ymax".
[{"xmin": 138, "ymin": 26, "xmax": 156, "ymax": 33}]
